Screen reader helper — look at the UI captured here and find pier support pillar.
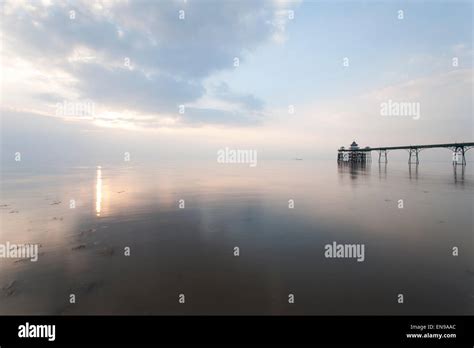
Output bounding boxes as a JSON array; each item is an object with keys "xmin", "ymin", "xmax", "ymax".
[
  {"xmin": 378, "ymin": 150, "xmax": 388, "ymax": 163},
  {"xmin": 452, "ymin": 147, "xmax": 466, "ymax": 166},
  {"xmin": 408, "ymin": 148, "xmax": 420, "ymax": 164}
]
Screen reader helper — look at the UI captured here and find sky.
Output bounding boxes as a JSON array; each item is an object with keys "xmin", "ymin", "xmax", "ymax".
[{"xmin": 0, "ymin": 0, "xmax": 473, "ymax": 164}]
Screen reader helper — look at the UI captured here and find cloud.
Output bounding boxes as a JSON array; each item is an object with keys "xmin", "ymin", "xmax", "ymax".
[
  {"xmin": 72, "ymin": 63, "xmax": 204, "ymax": 114},
  {"xmin": 180, "ymin": 106, "xmax": 263, "ymax": 127},
  {"xmin": 212, "ymin": 82, "xmax": 264, "ymax": 111},
  {"xmin": 1, "ymin": 0, "xmax": 297, "ymax": 128}
]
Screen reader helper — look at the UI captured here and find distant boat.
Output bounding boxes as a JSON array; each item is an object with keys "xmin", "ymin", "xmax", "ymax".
[{"xmin": 293, "ymin": 158, "xmax": 303, "ymax": 161}]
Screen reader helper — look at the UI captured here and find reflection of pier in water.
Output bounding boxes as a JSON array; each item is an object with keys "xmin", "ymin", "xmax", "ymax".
[
  {"xmin": 338, "ymin": 162, "xmax": 467, "ymax": 184},
  {"xmin": 408, "ymin": 164, "xmax": 418, "ymax": 180},
  {"xmin": 453, "ymin": 164, "xmax": 465, "ymax": 185},
  {"xmin": 337, "ymin": 161, "xmax": 369, "ymax": 180}
]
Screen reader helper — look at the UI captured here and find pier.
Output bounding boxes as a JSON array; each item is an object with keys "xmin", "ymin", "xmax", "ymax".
[{"xmin": 337, "ymin": 141, "xmax": 474, "ymax": 165}]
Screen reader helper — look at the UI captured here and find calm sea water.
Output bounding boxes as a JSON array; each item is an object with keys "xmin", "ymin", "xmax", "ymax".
[{"xmin": 0, "ymin": 160, "xmax": 473, "ymax": 315}]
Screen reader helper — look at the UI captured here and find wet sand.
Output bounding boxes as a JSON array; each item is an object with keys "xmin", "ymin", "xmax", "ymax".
[{"xmin": 0, "ymin": 160, "xmax": 473, "ymax": 315}]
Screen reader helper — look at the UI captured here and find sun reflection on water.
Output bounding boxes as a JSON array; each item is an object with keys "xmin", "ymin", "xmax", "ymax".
[{"xmin": 96, "ymin": 166, "xmax": 102, "ymax": 217}]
